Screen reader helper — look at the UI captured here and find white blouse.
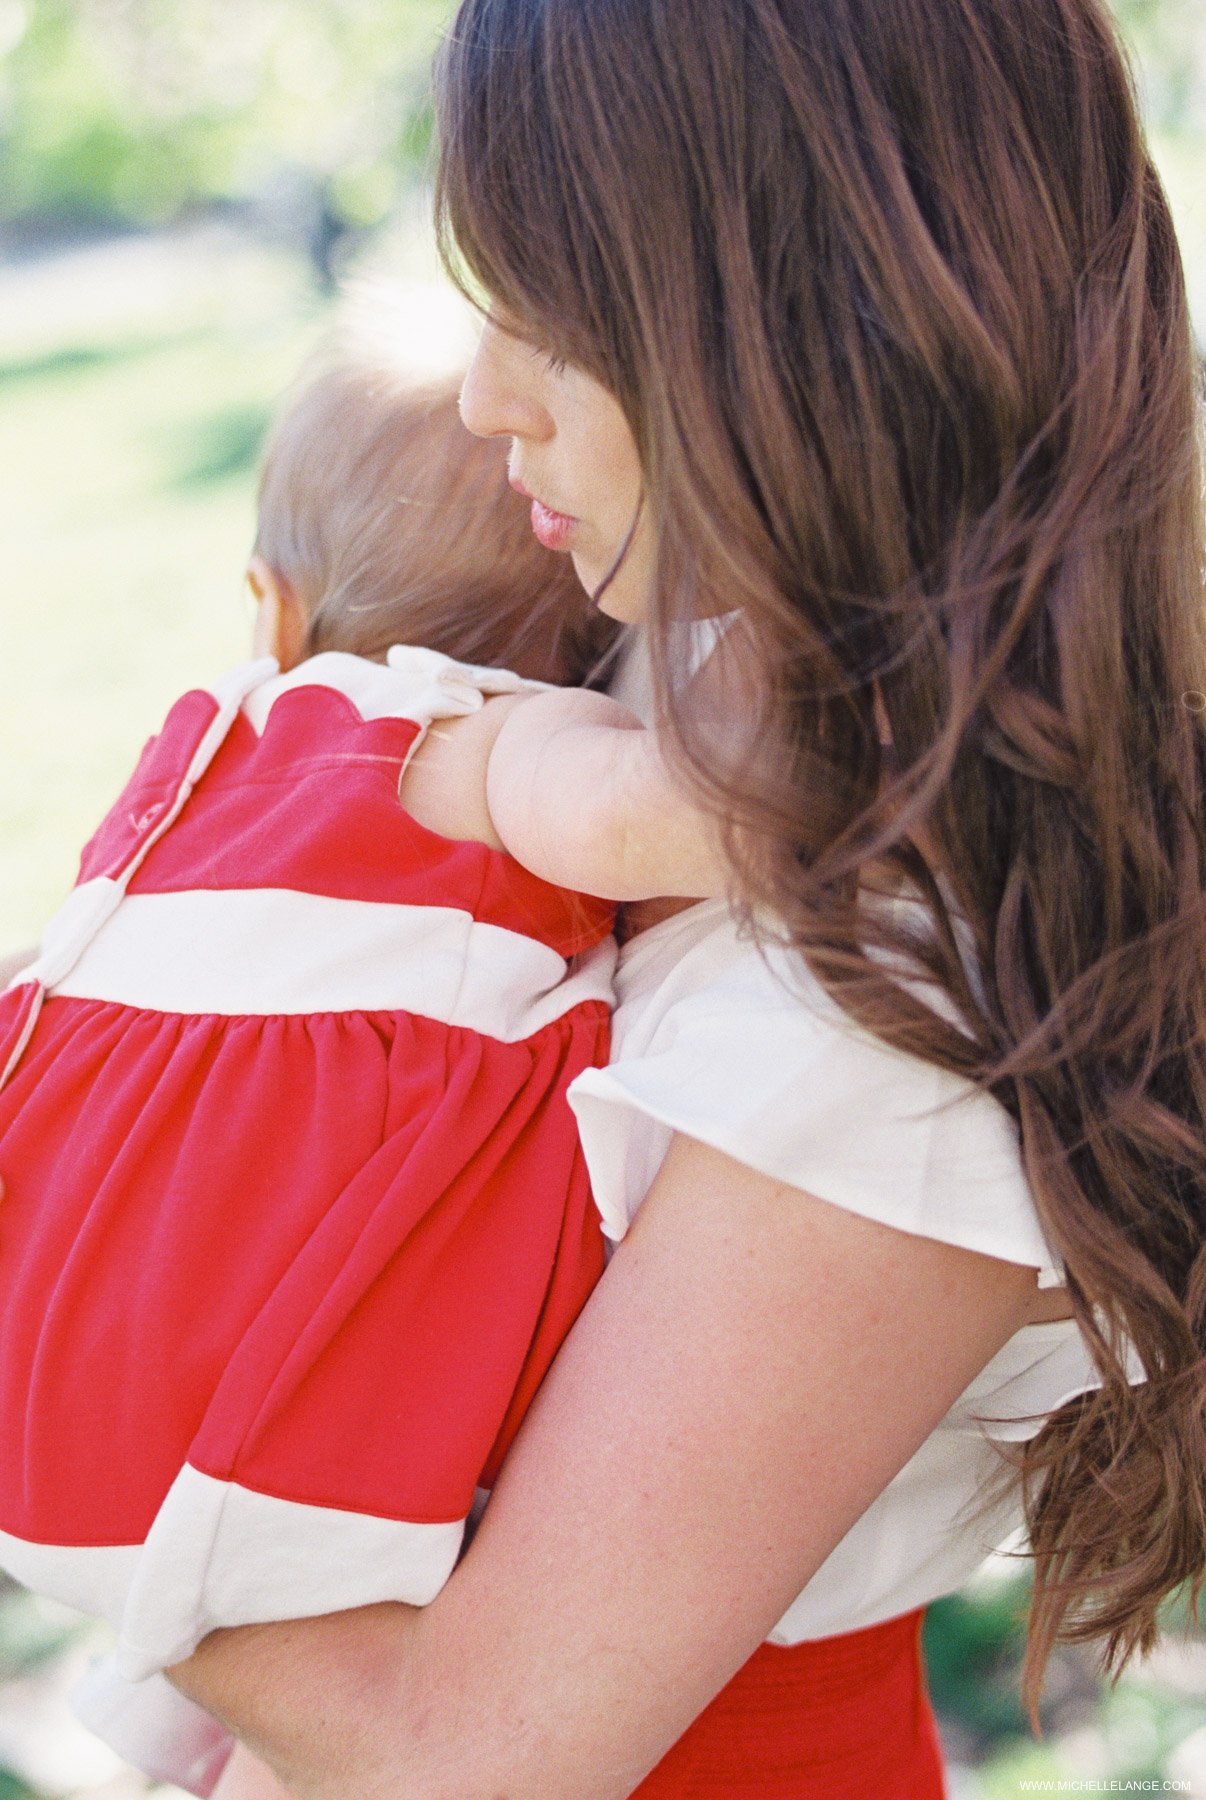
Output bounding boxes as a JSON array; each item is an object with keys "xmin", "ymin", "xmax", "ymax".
[
  {"xmin": 565, "ymin": 625, "xmax": 1149, "ymax": 1642},
  {"xmin": 564, "ymin": 894, "xmax": 1146, "ymax": 1640}
]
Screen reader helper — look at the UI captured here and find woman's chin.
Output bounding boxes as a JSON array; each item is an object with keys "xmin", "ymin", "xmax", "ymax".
[{"xmin": 576, "ymin": 554, "xmax": 649, "ymax": 625}]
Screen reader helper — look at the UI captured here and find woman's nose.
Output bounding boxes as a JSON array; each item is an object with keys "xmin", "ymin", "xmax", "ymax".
[{"xmin": 459, "ymin": 319, "xmax": 555, "ymax": 444}]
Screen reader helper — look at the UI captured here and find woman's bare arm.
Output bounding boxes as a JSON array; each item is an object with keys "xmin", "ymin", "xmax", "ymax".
[{"xmin": 168, "ymin": 1129, "xmax": 1043, "ymax": 1800}]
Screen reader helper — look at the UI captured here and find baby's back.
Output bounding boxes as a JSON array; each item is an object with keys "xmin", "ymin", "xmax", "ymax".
[{"xmin": 0, "ymin": 646, "xmax": 615, "ymax": 1683}]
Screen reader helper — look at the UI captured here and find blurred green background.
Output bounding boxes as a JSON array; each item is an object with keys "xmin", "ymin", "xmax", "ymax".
[{"xmin": 0, "ymin": 2, "xmax": 1204, "ymax": 1796}]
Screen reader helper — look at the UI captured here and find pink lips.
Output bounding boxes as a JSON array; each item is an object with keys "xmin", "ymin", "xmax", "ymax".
[
  {"xmin": 511, "ymin": 476, "xmax": 579, "ymax": 553},
  {"xmin": 529, "ymin": 497, "xmax": 578, "ymax": 552}
]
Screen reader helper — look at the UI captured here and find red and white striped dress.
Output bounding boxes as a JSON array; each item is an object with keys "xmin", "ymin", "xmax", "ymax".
[{"xmin": 0, "ymin": 646, "xmax": 615, "ymax": 1693}]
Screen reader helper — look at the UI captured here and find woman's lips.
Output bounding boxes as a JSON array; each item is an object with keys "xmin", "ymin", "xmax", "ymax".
[
  {"xmin": 511, "ymin": 476, "xmax": 579, "ymax": 552},
  {"xmin": 529, "ymin": 497, "xmax": 578, "ymax": 552}
]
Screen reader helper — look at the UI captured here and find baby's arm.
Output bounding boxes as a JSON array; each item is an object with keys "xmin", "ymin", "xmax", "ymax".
[{"xmin": 485, "ymin": 690, "xmax": 730, "ymax": 902}]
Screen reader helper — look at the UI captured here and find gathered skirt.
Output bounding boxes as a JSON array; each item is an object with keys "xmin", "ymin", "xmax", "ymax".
[
  {"xmin": 0, "ymin": 986, "xmax": 609, "ymax": 1678},
  {"xmin": 631, "ymin": 1606, "xmax": 947, "ymax": 1799}
]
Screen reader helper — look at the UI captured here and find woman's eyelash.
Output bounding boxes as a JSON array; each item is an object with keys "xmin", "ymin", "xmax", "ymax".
[{"xmin": 542, "ymin": 351, "xmax": 569, "ymax": 376}]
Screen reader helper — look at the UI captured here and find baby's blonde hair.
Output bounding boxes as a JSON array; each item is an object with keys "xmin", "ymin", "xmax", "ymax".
[{"xmin": 254, "ymin": 314, "xmax": 618, "ymax": 686}]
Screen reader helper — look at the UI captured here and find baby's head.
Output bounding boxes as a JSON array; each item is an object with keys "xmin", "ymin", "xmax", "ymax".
[{"xmin": 248, "ymin": 325, "xmax": 618, "ymax": 687}]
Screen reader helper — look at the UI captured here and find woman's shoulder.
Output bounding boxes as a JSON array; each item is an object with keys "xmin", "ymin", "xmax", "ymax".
[
  {"xmin": 567, "ymin": 890, "xmax": 1065, "ymax": 1287},
  {"xmin": 609, "ymin": 885, "xmax": 970, "ymax": 1070}
]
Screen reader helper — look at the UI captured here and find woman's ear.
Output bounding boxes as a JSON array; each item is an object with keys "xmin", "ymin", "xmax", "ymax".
[{"xmin": 247, "ymin": 556, "xmax": 309, "ymax": 671}]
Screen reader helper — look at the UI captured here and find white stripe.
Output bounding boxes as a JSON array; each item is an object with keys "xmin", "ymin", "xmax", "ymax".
[
  {"xmin": 0, "ymin": 1530, "xmax": 140, "ymax": 1629},
  {"xmin": 0, "ymin": 1473, "xmax": 490, "ymax": 1685},
  {"xmin": 15, "ymin": 877, "xmax": 125, "ymax": 990},
  {"xmin": 116, "ymin": 1465, "xmax": 469, "ymax": 1679},
  {"xmin": 50, "ymin": 888, "xmax": 616, "ymax": 1039}
]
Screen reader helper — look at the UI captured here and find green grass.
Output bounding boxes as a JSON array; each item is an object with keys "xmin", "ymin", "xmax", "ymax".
[{"xmin": 0, "ymin": 238, "xmax": 332, "ymax": 945}]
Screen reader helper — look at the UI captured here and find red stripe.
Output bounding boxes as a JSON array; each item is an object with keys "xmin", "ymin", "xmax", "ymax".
[
  {"xmin": 77, "ymin": 686, "xmax": 614, "ymax": 959},
  {"xmin": 77, "ymin": 690, "xmax": 221, "ymax": 888}
]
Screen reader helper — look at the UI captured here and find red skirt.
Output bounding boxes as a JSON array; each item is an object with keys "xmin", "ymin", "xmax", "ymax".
[{"xmin": 631, "ymin": 1607, "xmax": 948, "ymax": 1799}]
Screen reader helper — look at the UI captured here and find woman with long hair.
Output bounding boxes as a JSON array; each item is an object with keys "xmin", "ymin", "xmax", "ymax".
[{"xmin": 165, "ymin": 1, "xmax": 1206, "ymax": 1793}]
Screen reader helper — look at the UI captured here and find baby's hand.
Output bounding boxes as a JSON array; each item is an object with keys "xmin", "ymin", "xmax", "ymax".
[{"xmin": 485, "ymin": 688, "xmax": 731, "ymax": 903}]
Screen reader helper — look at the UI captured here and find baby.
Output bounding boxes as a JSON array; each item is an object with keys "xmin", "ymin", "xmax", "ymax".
[{"xmin": 0, "ymin": 327, "xmax": 725, "ymax": 1796}]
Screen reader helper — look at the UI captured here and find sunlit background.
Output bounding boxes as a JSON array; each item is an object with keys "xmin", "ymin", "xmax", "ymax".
[{"xmin": 0, "ymin": 2, "xmax": 1204, "ymax": 1795}]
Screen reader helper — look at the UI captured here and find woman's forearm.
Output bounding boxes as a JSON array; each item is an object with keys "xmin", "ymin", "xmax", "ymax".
[
  {"xmin": 170, "ymin": 1606, "xmax": 421, "ymax": 1799},
  {"xmin": 168, "ymin": 1133, "xmax": 1043, "ymax": 1800}
]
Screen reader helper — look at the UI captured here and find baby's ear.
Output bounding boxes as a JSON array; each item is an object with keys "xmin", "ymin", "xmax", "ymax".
[{"xmin": 247, "ymin": 556, "xmax": 309, "ymax": 671}]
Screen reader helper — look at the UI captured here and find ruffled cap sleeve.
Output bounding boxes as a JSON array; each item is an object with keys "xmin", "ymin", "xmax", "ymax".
[{"xmin": 567, "ymin": 907, "xmax": 1065, "ymax": 1288}]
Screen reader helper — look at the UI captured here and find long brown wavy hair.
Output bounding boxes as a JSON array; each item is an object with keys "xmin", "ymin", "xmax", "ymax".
[{"xmin": 434, "ymin": 0, "xmax": 1206, "ymax": 1728}]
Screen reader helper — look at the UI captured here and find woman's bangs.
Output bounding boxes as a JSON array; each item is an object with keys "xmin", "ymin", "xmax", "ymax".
[{"xmin": 433, "ymin": 0, "xmax": 604, "ymax": 370}]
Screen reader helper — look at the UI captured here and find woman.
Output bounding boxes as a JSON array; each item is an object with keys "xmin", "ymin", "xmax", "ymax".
[{"xmin": 166, "ymin": 0, "xmax": 1206, "ymax": 1793}]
